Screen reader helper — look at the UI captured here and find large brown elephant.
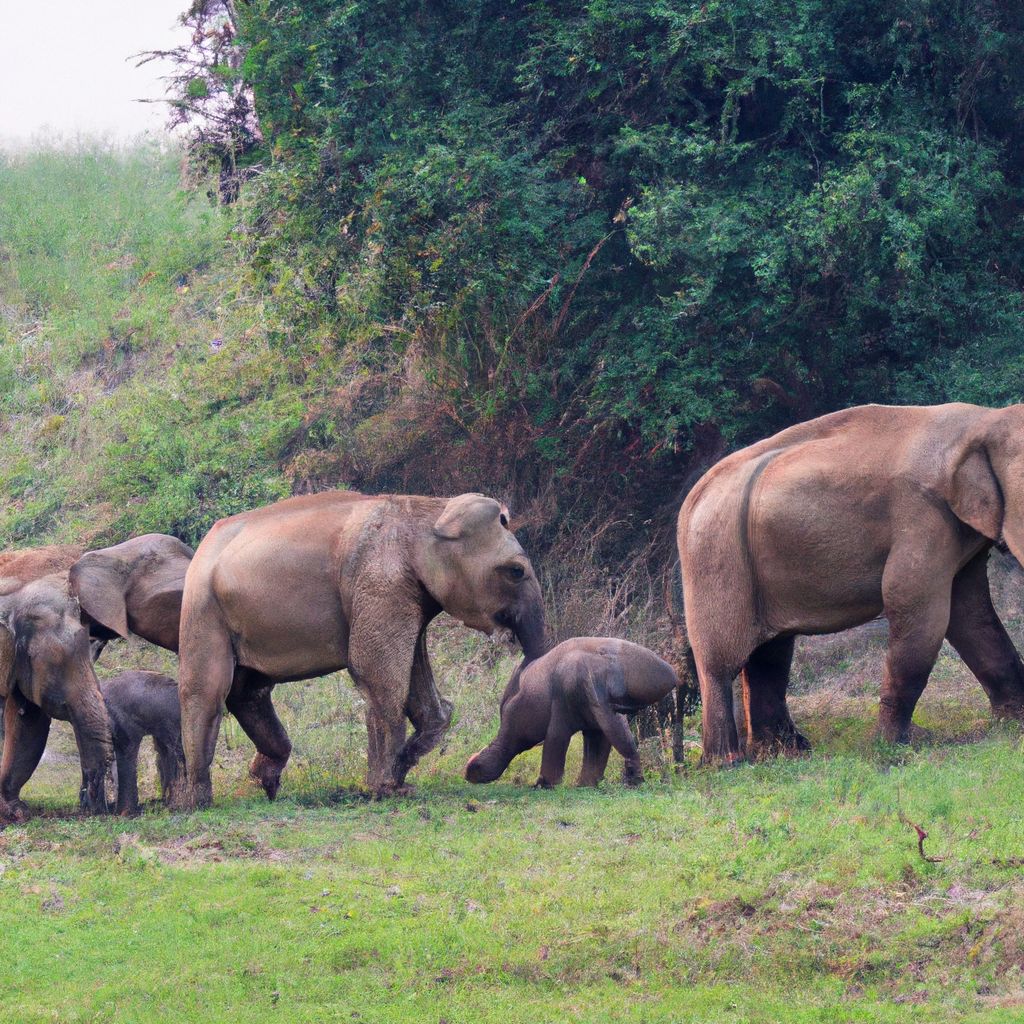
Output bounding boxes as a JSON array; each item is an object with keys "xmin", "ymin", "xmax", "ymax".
[
  {"xmin": 175, "ymin": 490, "xmax": 547, "ymax": 807},
  {"xmin": 0, "ymin": 535, "xmax": 193, "ymax": 820},
  {"xmin": 677, "ymin": 402, "xmax": 1024, "ymax": 765}
]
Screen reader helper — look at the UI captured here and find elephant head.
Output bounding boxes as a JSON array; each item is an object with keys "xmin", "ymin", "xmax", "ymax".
[
  {"xmin": 69, "ymin": 534, "xmax": 195, "ymax": 652},
  {"xmin": 0, "ymin": 576, "xmax": 113, "ymax": 813},
  {"xmin": 465, "ymin": 658, "xmax": 547, "ymax": 783},
  {"xmin": 415, "ymin": 494, "xmax": 547, "ymax": 659},
  {"xmin": 942, "ymin": 407, "xmax": 1024, "ymax": 561}
]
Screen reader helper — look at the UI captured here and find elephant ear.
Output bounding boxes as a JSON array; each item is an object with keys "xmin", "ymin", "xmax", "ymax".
[
  {"xmin": 433, "ymin": 494, "xmax": 509, "ymax": 540},
  {"xmin": 69, "ymin": 534, "xmax": 195, "ymax": 652},
  {"xmin": 69, "ymin": 553, "xmax": 130, "ymax": 640},
  {"xmin": 947, "ymin": 446, "xmax": 1003, "ymax": 542}
]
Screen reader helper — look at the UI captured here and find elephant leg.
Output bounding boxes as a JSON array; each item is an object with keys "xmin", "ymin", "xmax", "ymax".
[
  {"xmin": 349, "ymin": 616, "xmax": 421, "ymax": 797},
  {"xmin": 695, "ymin": 655, "xmax": 743, "ymax": 767},
  {"xmin": 115, "ymin": 737, "xmax": 141, "ymax": 816},
  {"xmin": 396, "ymin": 627, "xmax": 453, "ymax": 785},
  {"xmin": 945, "ymin": 550, "xmax": 1024, "ymax": 720},
  {"xmin": 226, "ymin": 675, "xmax": 292, "ymax": 801},
  {"xmin": 576, "ymin": 729, "xmax": 611, "ymax": 787},
  {"xmin": 535, "ymin": 710, "xmax": 574, "ymax": 789},
  {"xmin": 177, "ymin": 623, "xmax": 235, "ymax": 810},
  {"xmin": 878, "ymin": 575, "xmax": 952, "ymax": 743},
  {"xmin": 589, "ymin": 705, "xmax": 644, "ymax": 786},
  {"xmin": 741, "ymin": 635, "xmax": 807, "ymax": 759},
  {"xmin": 0, "ymin": 697, "xmax": 50, "ymax": 822},
  {"xmin": 362, "ymin": 692, "xmax": 409, "ymax": 797},
  {"xmin": 154, "ymin": 734, "xmax": 186, "ymax": 807}
]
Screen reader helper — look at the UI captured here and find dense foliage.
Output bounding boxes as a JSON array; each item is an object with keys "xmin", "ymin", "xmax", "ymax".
[
  {"xmin": 210, "ymin": 0, "xmax": 1024, "ymax": 533},
  {"xmin": 5, "ymin": 1, "xmax": 1024, "ymax": 578}
]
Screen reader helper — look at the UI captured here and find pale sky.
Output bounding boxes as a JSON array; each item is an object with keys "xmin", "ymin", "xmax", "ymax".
[{"xmin": 0, "ymin": 0, "xmax": 191, "ymax": 145}]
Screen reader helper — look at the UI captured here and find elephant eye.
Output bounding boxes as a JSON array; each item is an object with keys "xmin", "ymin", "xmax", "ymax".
[
  {"xmin": 500, "ymin": 563, "xmax": 525, "ymax": 581},
  {"xmin": 499, "ymin": 512, "xmax": 509, "ymax": 528}
]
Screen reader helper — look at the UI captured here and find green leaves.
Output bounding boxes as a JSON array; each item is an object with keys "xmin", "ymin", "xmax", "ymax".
[{"xmin": 195, "ymin": 0, "xmax": 1024, "ymax": 533}]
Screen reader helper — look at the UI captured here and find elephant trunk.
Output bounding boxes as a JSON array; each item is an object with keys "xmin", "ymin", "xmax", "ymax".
[
  {"xmin": 510, "ymin": 581, "xmax": 547, "ymax": 661},
  {"xmin": 69, "ymin": 671, "xmax": 115, "ymax": 814},
  {"xmin": 465, "ymin": 741, "xmax": 513, "ymax": 784}
]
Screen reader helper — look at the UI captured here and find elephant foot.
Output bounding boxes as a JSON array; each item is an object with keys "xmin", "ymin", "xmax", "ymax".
[
  {"xmin": 876, "ymin": 711, "xmax": 916, "ymax": 745},
  {"xmin": 369, "ymin": 781, "xmax": 415, "ymax": 800},
  {"xmin": 0, "ymin": 797, "xmax": 29, "ymax": 825},
  {"xmin": 991, "ymin": 702, "xmax": 1024, "ymax": 724},
  {"xmin": 533, "ymin": 777, "xmax": 556, "ymax": 790},
  {"xmin": 746, "ymin": 728, "xmax": 812, "ymax": 762},
  {"xmin": 699, "ymin": 748, "xmax": 744, "ymax": 769},
  {"xmin": 249, "ymin": 752, "xmax": 287, "ymax": 801},
  {"xmin": 79, "ymin": 771, "xmax": 114, "ymax": 815},
  {"xmin": 170, "ymin": 780, "xmax": 213, "ymax": 812},
  {"xmin": 621, "ymin": 766, "xmax": 644, "ymax": 788},
  {"xmin": 396, "ymin": 698, "xmax": 455, "ymax": 779}
]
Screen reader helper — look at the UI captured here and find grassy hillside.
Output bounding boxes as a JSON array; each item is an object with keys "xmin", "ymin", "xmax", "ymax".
[{"xmin": 0, "ymin": 142, "xmax": 297, "ymax": 548}]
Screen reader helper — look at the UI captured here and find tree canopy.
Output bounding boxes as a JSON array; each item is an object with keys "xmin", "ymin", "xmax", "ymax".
[{"xmin": 168, "ymin": 0, "xmax": 1024, "ymax": 549}]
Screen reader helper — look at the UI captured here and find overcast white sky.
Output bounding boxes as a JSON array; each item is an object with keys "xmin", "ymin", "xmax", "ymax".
[{"xmin": 0, "ymin": 0, "xmax": 191, "ymax": 146}]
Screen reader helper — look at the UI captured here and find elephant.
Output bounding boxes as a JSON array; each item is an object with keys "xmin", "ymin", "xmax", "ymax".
[
  {"xmin": 100, "ymin": 671, "xmax": 185, "ymax": 815},
  {"xmin": 69, "ymin": 533, "xmax": 195, "ymax": 654},
  {"xmin": 0, "ymin": 534, "xmax": 193, "ymax": 820},
  {"xmin": 0, "ymin": 574, "xmax": 113, "ymax": 820},
  {"xmin": 465, "ymin": 637, "xmax": 680, "ymax": 788},
  {"xmin": 175, "ymin": 490, "xmax": 547, "ymax": 807},
  {"xmin": 677, "ymin": 402, "xmax": 1024, "ymax": 766}
]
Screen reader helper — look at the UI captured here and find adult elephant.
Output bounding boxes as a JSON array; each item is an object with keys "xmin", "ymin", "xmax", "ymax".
[
  {"xmin": 677, "ymin": 402, "xmax": 1024, "ymax": 765},
  {"xmin": 175, "ymin": 490, "xmax": 547, "ymax": 807},
  {"xmin": 0, "ymin": 535, "xmax": 193, "ymax": 820},
  {"xmin": 0, "ymin": 574, "xmax": 113, "ymax": 820}
]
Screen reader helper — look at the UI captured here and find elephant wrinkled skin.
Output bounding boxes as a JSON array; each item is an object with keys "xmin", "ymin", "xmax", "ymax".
[
  {"xmin": 176, "ymin": 490, "xmax": 547, "ymax": 807},
  {"xmin": 677, "ymin": 402, "xmax": 1024, "ymax": 765}
]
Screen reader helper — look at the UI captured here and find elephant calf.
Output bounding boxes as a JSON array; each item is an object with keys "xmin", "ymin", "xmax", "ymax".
[
  {"xmin": 465, "ymin": 638, "xmax": 680, "ymax": 788},
  {"xmin": 100, "ymin": 671, "xmax": 184, "ymax": 815}
]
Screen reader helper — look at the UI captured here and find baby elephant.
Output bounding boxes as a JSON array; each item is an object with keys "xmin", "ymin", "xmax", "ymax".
[
  {"xmin": 100, "ymin": 671, "xmax": 185, "ymax": 815},
  {"xmin": 465, "ymin": 637, "xmax": 680, "ymax": 788}
]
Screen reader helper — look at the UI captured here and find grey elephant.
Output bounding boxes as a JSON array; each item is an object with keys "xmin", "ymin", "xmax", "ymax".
[
  {"xmin": 0, "ymin": 574, "xmax": 113, "ymax": 820},
  {"xmin": 100, "ymin": 671, "xmax": 185, "ymax": 815},
  {"xmin": 678, "ymin": 402, "xmax": 1024, "ymax": 766},
  {"xmin": 465, "ymin": 637, "xmax": 681, "ymax": 788},
  {"xmin": 175, "ymin": 490, "xmax": 547, "ymax": 807}
]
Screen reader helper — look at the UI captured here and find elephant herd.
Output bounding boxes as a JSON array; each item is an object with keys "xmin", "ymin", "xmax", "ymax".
[{"xmin": 2, "ymin": 401, "xmax": 1024, "ymax": 822}]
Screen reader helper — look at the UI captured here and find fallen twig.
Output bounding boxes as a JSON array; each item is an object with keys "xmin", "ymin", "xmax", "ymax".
[{"xmin": 898, "ymin": 812, "xmax": 945, "ymax": 862}]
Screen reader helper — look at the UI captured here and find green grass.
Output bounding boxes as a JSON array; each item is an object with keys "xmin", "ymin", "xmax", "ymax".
[
  {"xmin": 5, "ymin": 632, "xmax": 1024, "ymax": 1023},
  {"xmin": 0, "ymin": 140, "xmax": 296, "ymax": 547}
]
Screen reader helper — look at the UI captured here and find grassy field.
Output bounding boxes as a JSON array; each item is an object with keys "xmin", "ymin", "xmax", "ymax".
[{"xmin": 1, "ymin": 628, "xmax": 1022, "ymax": 1024}]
